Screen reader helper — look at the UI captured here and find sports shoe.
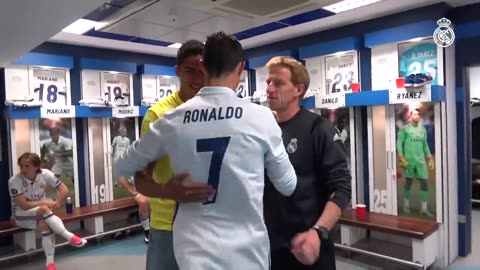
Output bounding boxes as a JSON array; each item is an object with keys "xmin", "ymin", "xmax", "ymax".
[
  {"xmin": 144, "ymin": 230, "xmax": 150, "ymax": 244},
  {"xmin": 413, "ymin": 73, "xmax": 433, "ymax": 87},
  {"xmin": 70, "ymin": 235, "xmax": 87, "ymax": 247},
  {"xmin": 113, "ymin": 231, "xmax": 126, "ymax": 240},
  {"xmin": 404, "ymin": 74, "xmax": 416, "ymax": 88},
  {"xmin": 47, "ymin": 263, "xmax": 56, "ymax": 270}
]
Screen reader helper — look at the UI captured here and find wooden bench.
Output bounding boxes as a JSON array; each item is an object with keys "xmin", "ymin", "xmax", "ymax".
[
  {"xmin": 0, "ymin": 198, "xmax": 138, "ymax": 257},
  {"xmin": 337, "ymin": 208, "xmax": 439, "ymax": 269}
]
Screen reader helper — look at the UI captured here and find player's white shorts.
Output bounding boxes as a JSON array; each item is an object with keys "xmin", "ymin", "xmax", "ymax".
[
  {"xmin": 12, "ymin": 207, "xmax": 40, "ymax": 230},
  {"xmin": 52, "ymin": 162, "xmax": 73, "ymax": 178}
]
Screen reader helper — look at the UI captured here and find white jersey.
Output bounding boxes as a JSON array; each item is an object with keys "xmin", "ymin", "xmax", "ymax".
[
  {"xmin": 103, "ymin": 72, "xmax": 130, "ymax": 101},
  {"xmin": 8, "ymin": 169, "xmax": 61, "ymax": 218},
  {"xmin": 115, "ymin": 87, "xmax": 297, "ymax": 270},
  {"xmin": 43, "ymin": 136, "xmax": 73, "ymax": 165},
  {"xmin": 112, "ymin": 136, "xmax": 130, "ymax": 160}
]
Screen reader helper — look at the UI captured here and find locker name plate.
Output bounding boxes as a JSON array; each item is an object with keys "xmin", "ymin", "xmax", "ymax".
[
  {"xmin": 112, "ymin": 106, "xmax": 139, "ymax": 118},
  {"xmin": 41, "ymin": 105, "xmax": 76, "ymax": 118},
  {"xmin": 389, "ymin": 85, "xmax": 432, "ymax": 104}
]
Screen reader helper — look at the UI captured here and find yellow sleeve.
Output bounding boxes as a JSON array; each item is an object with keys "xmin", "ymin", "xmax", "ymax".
[{"xmin": 141, "ymin": 109, "xmax": 159, "ymax": 138}]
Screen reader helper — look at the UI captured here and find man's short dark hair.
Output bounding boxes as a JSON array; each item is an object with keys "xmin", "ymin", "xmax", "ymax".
[
  {"xmin": 177, "ymin": 40, "xmax": 204, "ymax": 66},
  {"xmin": 203, "ymin": 31, "xmax": 244, "ymax": 78},
  {"xmin": 49, "ymin": 127, "xmax": 60, "ymax": 135}
]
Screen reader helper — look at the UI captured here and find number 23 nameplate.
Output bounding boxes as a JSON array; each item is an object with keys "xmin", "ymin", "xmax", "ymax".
[{"xmin": 325, "ymin": 53, "xmax": 358, "ymax": 94}]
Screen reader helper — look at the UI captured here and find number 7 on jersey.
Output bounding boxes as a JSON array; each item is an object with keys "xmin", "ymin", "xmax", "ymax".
[{"xmin": 196, "ymin": 136, "xmax": 231, "ymax": 205}]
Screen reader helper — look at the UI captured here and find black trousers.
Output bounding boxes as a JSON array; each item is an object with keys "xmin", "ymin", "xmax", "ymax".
[{"xmin": 270, "ymin": 239, "xmax": 336, "ymax": 270}]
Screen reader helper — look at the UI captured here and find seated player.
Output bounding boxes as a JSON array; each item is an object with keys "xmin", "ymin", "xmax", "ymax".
[
  {"xmin": 113, "ymin": 176, "xmax": 150, "ymax": 244},
  {"xmin": 8, "ymin": 152, "xmax": 87, "ymax": 270}
]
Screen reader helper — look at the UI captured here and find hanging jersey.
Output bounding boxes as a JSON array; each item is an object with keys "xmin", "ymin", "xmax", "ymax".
[
  {"xmin": 398, "ymin": 42, "xmax": 438, "ymax": 85},
  {"xmin": 31, "ymin": 68, "xmax": 68, "ymax": 105},
  {"xmin": 8, "ymin": 169, "xmax": 61, "ymax": 217},
  {"xmin": 42, "ymin": 136, "xmax": 73, "ymax": 165},
  {"xmin": 115, "ymin": 86, "xmax": 297, "ymax": 270},
  {"xmin": 397, "ymin": 123, "xmax": 431, "ymax": 166},
  {"xmin": 157, "ymin": 76, "xmax": 179, "ymax": 98},
  {"xmin": 103, "ymin": 73, "xmax": 130, "ymax": 103},
  {"xmin": 112, "ymin": 136, "xmax": 130, "ymax": 160}
]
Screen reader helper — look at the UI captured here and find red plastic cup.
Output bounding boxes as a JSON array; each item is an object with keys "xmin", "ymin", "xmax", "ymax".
[
  {"xmin": 351, "ymin": 82, "xmax": 360, "ymax": 92},
  {"xmin": 396, "ymin": 78, "xmax": 405, "ymax": 88},
  {"xmin": 356, "ymin": 204, "xmax": 366, "ymax": 219}
]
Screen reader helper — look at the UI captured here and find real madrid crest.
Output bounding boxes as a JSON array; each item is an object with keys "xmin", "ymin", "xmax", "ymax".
[
  {"xmin": 433, "ymin": 17, "xmax": 455, "ymax": 48},
  {"xmin": 287, "ymin": 138, "xmax": 298, "ymax": 154}
]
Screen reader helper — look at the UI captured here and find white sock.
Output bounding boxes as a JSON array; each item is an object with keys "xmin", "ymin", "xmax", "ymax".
[
  {"xmin": 43, "ymin": 213, "xmax": 74, "ymax": 241},
  {"xmin": 421, "ymin": 201, "xmax": 428, "ymax": 212},
  {"xmin": 140, "ymin": 217, "xmax": 150, "ymax": 231},
  {"xmin": 404, "ymin": 199, "xmax": 410, "ymax": 209},
  {"xmin": 41, "ymin": 231, "xmax": 55, "ymax": 265}
]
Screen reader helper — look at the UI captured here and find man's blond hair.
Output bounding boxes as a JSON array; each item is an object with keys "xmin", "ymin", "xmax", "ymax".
[{"xmin": 266, "ymin": 56, "xmax": 310, "ymax": 94}]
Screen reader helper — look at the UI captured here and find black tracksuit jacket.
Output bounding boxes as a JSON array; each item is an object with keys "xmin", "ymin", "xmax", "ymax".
[{"xmin": 264, "ymin": 108, "xmax": 352, "ymax": 270}]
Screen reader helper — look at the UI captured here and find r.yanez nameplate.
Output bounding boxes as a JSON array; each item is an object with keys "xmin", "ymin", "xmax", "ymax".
[{"xmin": 389, "ymin": 84, "xmax": 432, "ymax": 104}]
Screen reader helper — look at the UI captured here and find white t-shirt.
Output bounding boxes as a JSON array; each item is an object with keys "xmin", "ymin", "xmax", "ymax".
[
  {"xmin": 43, "ymin": 136, "xmax": 73, "ymax": 164},
  {"xmin": 112, "ymin": 136, "xmax": 130, "ymax": 160},
  {"xmin": 8, "ymin": 169, "xmax": 61, "ymax": 217},
  {"xmin": 114, "ymin": 86, "xmax": 297, "ymax": 269}
]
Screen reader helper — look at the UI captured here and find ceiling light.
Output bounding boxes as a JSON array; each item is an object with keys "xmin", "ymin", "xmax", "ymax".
[
  {"xmin": 62, "ymin": 19, "xmax": 100, "ymax": 35},
  {"xmin": 408, "ymin": 37, "xmax": 424, "ymax": 42},
  {"xmin": 94, "ymin": 22, "xmax": 108, "ymax": 30},
  {"xmin": 323, "ymin": 0, "xmax": 383, "ymax": 13},
  {"xmin": 168, "ymin": 43, "xmax": 182, "ymax": 48},
  {"xmin": 332, "ymin": 51, "xmax": 349, "ymax": 56}
]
